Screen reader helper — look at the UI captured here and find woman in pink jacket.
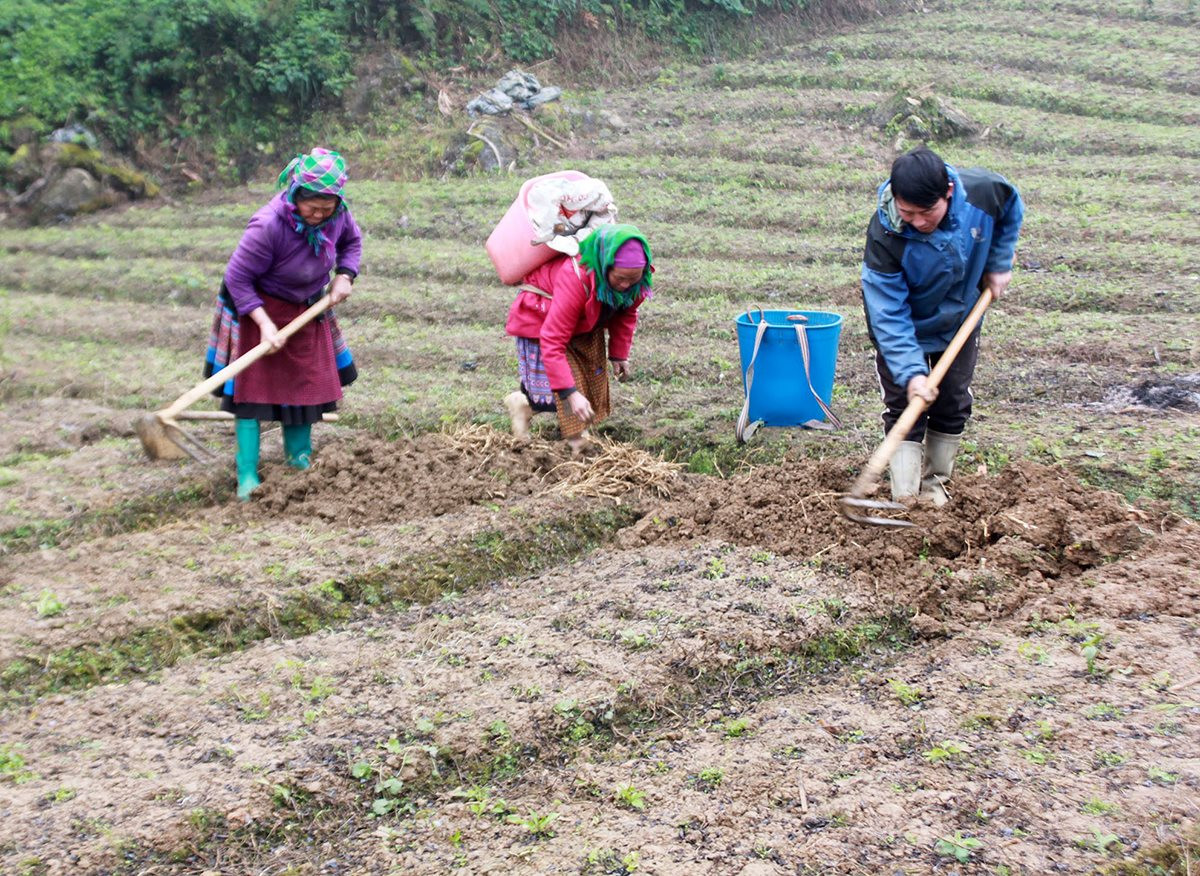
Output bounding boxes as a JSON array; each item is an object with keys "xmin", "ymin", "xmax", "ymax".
[{"xmin": 504, "ymin": 224, "xmax": 653, "ymax": 454}]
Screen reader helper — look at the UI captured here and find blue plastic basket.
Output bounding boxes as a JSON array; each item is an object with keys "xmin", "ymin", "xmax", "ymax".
[{"xmin": 735, "ymin": 308, "xmax": 843, "ymax": 440}]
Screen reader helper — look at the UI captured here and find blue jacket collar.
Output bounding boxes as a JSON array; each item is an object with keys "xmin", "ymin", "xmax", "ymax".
[{"xmin": 876, "ymin": 164, "xmax": 964, "ymax": 238}]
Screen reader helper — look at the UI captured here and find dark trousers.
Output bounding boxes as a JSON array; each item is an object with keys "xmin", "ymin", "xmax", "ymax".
[{"xmin": 874, "ymin": 330, "xmax": 980, "ymax": 442}]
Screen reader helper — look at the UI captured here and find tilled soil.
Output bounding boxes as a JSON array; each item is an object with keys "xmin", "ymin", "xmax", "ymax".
[{"xmin": 2, "ymin": 425, "xmax": 1196, "ymax": 875}]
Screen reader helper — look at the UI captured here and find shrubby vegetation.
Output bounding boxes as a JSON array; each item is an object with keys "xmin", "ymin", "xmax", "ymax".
[{"xmin": 0, "ymin": 0, "xmax": 816, "ymax": 174}]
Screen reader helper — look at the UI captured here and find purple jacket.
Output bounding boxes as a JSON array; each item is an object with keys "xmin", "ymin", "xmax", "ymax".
[{"xmin": 224, "ymin": 192, "xmax": 363, "ymax": 315}]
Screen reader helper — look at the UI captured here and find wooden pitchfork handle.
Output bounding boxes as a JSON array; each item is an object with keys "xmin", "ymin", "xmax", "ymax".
[
  {"xmin": 846, "ymin": 289, "xmax": 993, "ymax": 499},
  {"xmin": 156, "ymin": 294, "xmax": 334, "ymax": 423}
]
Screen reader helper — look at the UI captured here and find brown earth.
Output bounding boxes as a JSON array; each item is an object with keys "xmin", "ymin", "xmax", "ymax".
[{"xmin": 2, "ymin": 422, "xmax": 1197, "ymax": 875}]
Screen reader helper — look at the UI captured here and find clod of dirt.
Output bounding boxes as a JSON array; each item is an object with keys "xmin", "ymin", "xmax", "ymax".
[{"xmin": 627, "ymin": 458, "xmax": 1173, "ymax": 628}]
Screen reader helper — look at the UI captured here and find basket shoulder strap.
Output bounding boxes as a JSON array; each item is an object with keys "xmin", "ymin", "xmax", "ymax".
[
  {"xmin": 736, "ymin": 307, "xmax": 770, "ymax": 443},
  {"xmin": 791, "ymin": 321, "xmax": 842, "ymax": 429}
]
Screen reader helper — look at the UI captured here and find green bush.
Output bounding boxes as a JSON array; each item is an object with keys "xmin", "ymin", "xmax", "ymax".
[
  {"xmin": 0, "ymin": 0, "xmax": 817, "ymax": 173},
  {"xmin": 1, "ymin": 0, "xmax": 354, "ymax": 165}
]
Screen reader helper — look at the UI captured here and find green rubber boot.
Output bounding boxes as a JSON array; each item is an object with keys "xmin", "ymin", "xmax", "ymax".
[
  {"xmin": 282, "ymin": 423, "xmax": 313, "ymax": 469},
  {"xmin": 235, "ymin": 418, "xmax": 262, "ymax": 501}
]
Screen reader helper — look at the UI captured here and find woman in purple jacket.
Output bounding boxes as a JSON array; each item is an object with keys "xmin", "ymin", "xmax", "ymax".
[{"xmin": 204, "ymin": 147, "xmax": 363, "ymax": 499}]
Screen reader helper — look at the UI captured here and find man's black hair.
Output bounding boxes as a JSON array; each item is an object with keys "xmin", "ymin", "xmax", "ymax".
[{"xmin": 889, "ymin": 146, "xmax": 949, "ymax": 208}]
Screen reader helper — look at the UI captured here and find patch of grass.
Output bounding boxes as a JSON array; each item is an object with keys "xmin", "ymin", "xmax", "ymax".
[
  {"xmin": 1099, "ymin": 823, "xmax": 1200, "ymax": 876},
  {"xmin": 0, "ymin": 481, "xmax": 228, "ymax": 554},
  {"xmin": 1, "ymin": 506, "xmax": 635, "ymax": 708},
  {"xmin": 0, "ymin": 742, "xmax": 37, "ymax": 783},
  {"xmin": 582, "ymin": 848, "xmax": 640, "ymax": 876},
  {"xmin": 34, "ymin": 590, "xmax": 65, "ymax": 618}
]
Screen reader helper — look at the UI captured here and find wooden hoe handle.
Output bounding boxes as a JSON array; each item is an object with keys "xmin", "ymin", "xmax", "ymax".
[
  {"xmin": 849, "ymin": 289, "xmax": 993, "ymax": 496},
  {"xmin": 158, "ymin": 294, "xmax": 335, "ymax": 421}
]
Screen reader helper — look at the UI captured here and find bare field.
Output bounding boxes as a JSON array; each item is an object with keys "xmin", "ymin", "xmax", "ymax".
[{"xmin": 2, "ymin": 0, "xmax": 1199, "ymax": 873}]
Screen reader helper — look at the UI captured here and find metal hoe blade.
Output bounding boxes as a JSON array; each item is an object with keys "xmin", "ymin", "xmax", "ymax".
[
  {"xmin": 838, "ymin": 495, "xmax": 915, "ymax": 528},
  {"xmin": 135, "ymin": 413, "xmax": 217, "ymax": 462}
]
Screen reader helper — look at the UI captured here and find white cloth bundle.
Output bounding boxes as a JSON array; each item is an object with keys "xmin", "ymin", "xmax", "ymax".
[{"xmin": 525, "ymin": 176, "xmax": 618, "ymax": 256}]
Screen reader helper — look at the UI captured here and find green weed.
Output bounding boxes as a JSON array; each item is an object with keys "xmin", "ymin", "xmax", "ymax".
[
  {"xmin": 888, "ymin": 678, "xmax": 924, "ymax": 706},
  {"xmin": 934, "ymin": 831, "xmax": 982, "ymax": 863},
  {"xmin": 35, "ymin": 590, "xmax": 65, "ymax": 618},
  {"xmin": 614, "ymin": 784, "xmax": 647, "ymax": 811},
  {"xmin": 506, "ymin": 808, "xmax": 559, "ymax": 838}
]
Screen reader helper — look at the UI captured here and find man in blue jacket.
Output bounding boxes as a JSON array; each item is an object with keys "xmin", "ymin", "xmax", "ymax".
[{"xmin": 861, "ymin": 146, "xmax": 1024, "ymax": 504}]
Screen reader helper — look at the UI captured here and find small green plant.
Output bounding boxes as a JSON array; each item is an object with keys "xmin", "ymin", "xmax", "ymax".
[
  {"xmin": 1094, "ymin": 750, "xmax": 1127, "ymax": 768},
  {"xmin": 888, "ymin": 678, "xmax": 924, "ymax": 706},
  {"xmin": 723, "ymin": 717, "xmax": 750, "ymax": 738},
  {"xmin": 693, "ymin": 767, "xmax": 724, "ymax": 791},
  {"xmin": 1075, "ymin": 826, "xmax": 1122, "ymax": 853},
  {"xmin": 702, "ymin": 557, "xmax": 726, "ymax": 579},
  {"xmin": 554, "ymin": 699, "xmax": 596, "ymax": 742},
  {"xmin": 304, "ymin": 677, "xmax": 335, "ymax": 702},
  {"xmin": 1080, "ymin": 633, "xmax": 1108, "ymax": 678},
  {"xmin": 583, "ymin": 848, "xmax": 640, "ymax": 874},
  {"xmin": 46, "ymin": 786, "xmax": 76, "ymax": 803},
  {"xmin": 961, "ymin": 714, "xmax": 1000, "ymax": 731},
  {"xmin": 455, "ymin": 786, "xmax": 512, "ymax": 818},
  {"xmin": 922, "ymin": 741, "xmax": 969, "ymax": 764},
  {"xmin": 1018, "ymin": 641, "xmax": 1049, "ymax": 664},
  {"xmin": 0, "ymin": 743, "xmax": 36, "ymax": 783},
  {"xmin": 1147, "ymin": 671, "xmax": 1172, "ymax": 691},
  {"xmin": 35, "ymin": 590, "xmax": 65, "ymax": 618},
  {"xmin": 1024, "ymin": 746, "xmax": 1048, "ymax": 765},
  {"xmin": 371, "ymin": 775, "xmax": 406, "ymax": 816},
  {"xmin": 934, "ymin": 831, "xmax": 982, "ymax": 863},
  {"xmin": 614, "ymin": 784, "xmax": 646, "ymax": 811},
  {"xmin": 619, "ymin": 629, "xmax": 652, "ymax": 651},
  {"xmin": 1084, "ymin": 702, "xmax": 1122, "ymax": 720},
  {"xmin": 1080, "ymin": 797, "xmax": 1120, "ymax": 816},
  {"xmin": 506, "ymin": 808, "xmax": 559, "ymax": 837},
  {"xmin": 1148, "ymin": 765, "xmax": 1178, "ymax": 785}
]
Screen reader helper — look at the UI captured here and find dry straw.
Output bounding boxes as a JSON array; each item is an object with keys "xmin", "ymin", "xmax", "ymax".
[
  {"xmin": 542, "ymin": 436, "xmax": 682, "ymax": 500},
  {"xmin": 445, "ymin": 424, "xmax": 682, "ymax": 499}
]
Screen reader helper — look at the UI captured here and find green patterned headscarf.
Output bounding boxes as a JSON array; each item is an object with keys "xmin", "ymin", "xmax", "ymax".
[
  {"xmin": 276, "ymin": 147, "xmax": 348, "ymax": 196},
  {"xmin": 276, "ymin": 148, "xmax": 349, "ymax": 256},
  {"xmin": 577, "ymin": 223, "xmax": 654, "ymax": 309}
]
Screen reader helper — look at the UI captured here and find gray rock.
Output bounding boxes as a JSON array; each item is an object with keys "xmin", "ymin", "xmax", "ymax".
[
  {"xmin": 872, "ymin": 91, "xmax": 979, "ymax": 141},
  {"xmin": 441, "ymin": 122, "xmax": 518, "ymax": 175},
  {"xmin": 525, "ymin": 86, "xmax": 562, "ymax": 108},
  {"xmin": 49, "ymin": 124, "xmax": 99, "ymax": 150},
  {"xmin": 34, "ymin": 167, "xmax": 101, "ymax": 217},
  {"xmin": 473, "ymin": 121, "xmax": 517, "ymax": 172},
  {"xmin": 496, "ymin": 70, "xmax": 542, "ymax": 103},
  {"xmin": 466, "ymin": 88, "xmax": 514, "ymax": 118}
]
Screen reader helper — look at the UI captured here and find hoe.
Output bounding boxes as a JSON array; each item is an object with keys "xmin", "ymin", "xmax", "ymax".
[
  {"xmin": 136, "ymin": 294, "xmax": 334, "ymax": 461},
  {"xmin": 840, "ymin": 290, "xmax": 993, "ymax": 528}
]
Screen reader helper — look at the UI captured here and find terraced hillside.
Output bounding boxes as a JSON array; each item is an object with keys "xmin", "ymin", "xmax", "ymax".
[{"xmin": 2, "ymin": 0, "xmax": 1198, "ymax": 873}]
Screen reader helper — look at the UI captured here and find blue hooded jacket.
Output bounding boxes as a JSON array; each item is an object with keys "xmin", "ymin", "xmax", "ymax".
[{"xmin": 860, "ymin": 164, "xmax": 1024, "ymax": 389}]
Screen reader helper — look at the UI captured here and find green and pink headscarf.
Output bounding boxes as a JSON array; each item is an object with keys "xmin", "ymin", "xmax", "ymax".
[
  {"xmin": 577, "ymin": 223, "xmax": 654, "ymax": 310},
  {"xmin": 277, "ymin": 147, "xmax": 349, "ymax": 256}
]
